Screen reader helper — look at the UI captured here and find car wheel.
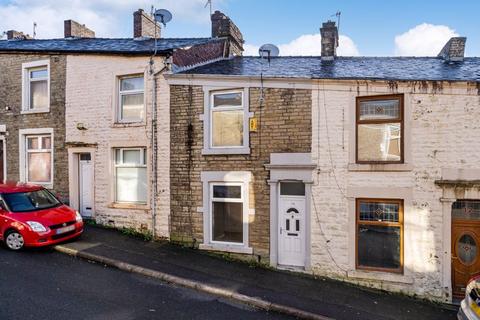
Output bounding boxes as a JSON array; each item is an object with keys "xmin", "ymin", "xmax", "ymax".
[{"xmin": 5, "ymin": 230, "xmax": 25, "ymax": 251}]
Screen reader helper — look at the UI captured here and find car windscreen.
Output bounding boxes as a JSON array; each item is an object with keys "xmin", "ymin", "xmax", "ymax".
[{"xmin": 2, "ymin": 189, "xmax": 61, "ymax": 212}]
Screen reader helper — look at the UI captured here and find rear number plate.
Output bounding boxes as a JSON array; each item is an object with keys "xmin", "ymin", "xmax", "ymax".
[{"xmin": 56, "ymin": 225, "xmax": 75, "ymax": 234}]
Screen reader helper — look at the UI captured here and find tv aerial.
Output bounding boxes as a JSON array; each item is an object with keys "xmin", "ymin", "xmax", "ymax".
[
  {"xmin": 154, "ymin": 9, "xmax": 173, "ymax": 27},
  {"xmin": 259, "ymin": 44, "xmax": 279, "ymax": 63}
]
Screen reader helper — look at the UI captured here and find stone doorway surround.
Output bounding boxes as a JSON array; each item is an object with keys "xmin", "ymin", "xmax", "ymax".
[
  {"xmin": 436, "ymin": 168, "xmax": 480, "ymax": 302},
  {"xmin": 265, "ymin": 153, "xmax": 316, "ymax": 270}
]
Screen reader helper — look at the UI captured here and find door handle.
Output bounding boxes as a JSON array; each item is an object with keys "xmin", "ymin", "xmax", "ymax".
[{"xmin": 280, "ymin": 227, "xmax": 282, "ymax": 234}]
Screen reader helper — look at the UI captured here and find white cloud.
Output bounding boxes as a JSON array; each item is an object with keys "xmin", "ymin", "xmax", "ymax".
[
  {"xmin": 0, "ymin": 0, "xmax": 223, "ymax": 38},
  {"xmin": 394, "ymin": 23, "xmax": 458, "ymax": 56},
  {"xmin": 244, "ymin": 34, "xmax": 359, "ymax": 56}
]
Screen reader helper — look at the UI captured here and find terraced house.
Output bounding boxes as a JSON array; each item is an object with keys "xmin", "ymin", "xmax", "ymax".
[
  {"xmin": 166, "ymin": 21, "xmax": 480, "ymax": 302},
  {"xmin": 0, "ymin": 9, "xmax": 243, "ymax": 240}
]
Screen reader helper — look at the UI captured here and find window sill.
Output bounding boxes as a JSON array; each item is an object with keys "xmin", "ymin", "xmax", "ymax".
[
  {"xmin": 347, "ymin": 269, "xmax": 413, "ymax": 284},
  {"xmin": 21, "ymin": 109, "xmax": 50, "ymax": 115},
  {"xmin": 348, "ymin": 163, "xmax": 414, "ymax": 172},
  {"xmin": 112, "ymin": 122, "xmax": 146, "ymax": 128},
  {"xmin": 199, "ymin": 243, "xmax": 253, "ymax": 254},
  {"xmin": 108, "ymin": 203, "xmax": 149, "ymax": 211},
  {"xmin": 201, "ymin": 147, "xmax": 251, "ymax": 155}
]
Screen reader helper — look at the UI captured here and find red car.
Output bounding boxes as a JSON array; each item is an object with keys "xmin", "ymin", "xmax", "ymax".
[{"xmin": 0, "ymin": 182, "xmax": 83, "ymax": 250}]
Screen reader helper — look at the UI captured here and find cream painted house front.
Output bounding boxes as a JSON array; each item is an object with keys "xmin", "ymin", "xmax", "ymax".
[{"xmin": 65, "ymin": 54, "xmax": 170, "ymax": 237}]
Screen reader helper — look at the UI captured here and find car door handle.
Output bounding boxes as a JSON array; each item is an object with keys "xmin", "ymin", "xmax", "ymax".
[{"xmin": 280, "ymin": 227, "xmax": 282, "ymax": 234}]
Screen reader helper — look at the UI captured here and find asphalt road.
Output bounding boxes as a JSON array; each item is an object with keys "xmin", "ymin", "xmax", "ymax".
[{"xmin": 0, "ymin": 247, "xmax": 292, "ymax": 320}]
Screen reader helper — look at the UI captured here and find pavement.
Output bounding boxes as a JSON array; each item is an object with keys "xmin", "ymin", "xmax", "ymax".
[
  {"xmin": 54, "ymin": 225, "xmax": 457, "ymax": 320},
  {"xmin": 0, "ymin": 247, "xmax": 289, "ymax": 320}
]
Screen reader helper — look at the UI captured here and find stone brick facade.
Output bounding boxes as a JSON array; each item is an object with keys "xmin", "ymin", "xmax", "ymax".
[
  {"xmin": 0, "ymin": 52, "xmax": 68, "ymax": 200},
  {"xmin": 168, "ymin": 74, "xmax": 480, "ymax": 302},
  {"xmin": 65, "ymin": 54, "xmax": 170, "ymax": 237},
  {"xmin": 169, "ymin": 85, "xmax": 311, "ymax": 257},
  {"xmin": 310, "ymin": 80, "xmax": 480, "ymax": 302}
]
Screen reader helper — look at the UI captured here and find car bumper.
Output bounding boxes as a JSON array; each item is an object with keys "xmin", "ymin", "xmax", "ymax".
[
  {"xmin": 24, "ymin": 222, "xmax": 84, "ymax": 247},
  {"xmin": 458, "ymin": 298, "xmax": 480, "ymax": 320}
]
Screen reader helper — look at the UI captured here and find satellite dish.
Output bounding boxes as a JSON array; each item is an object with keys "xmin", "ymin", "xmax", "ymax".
[
  {"xmin": 154, "ymin": 9, "xmax": 173, "ymax": 27},
  {"xmin": 259, "ymin": 44, "xmax": 279, "ymax": 60}
]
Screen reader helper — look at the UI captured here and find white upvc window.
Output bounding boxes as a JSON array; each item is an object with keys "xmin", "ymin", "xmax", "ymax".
[
  {"xmin": 200, "ymin": 171, "xmax": 252, "ymax": 254},
  {"xmin": 210, "ymin": 183, "xmax": 244, "ymax": 245},
  {"xmin": 22, "ymin": 60, "xmax": 50, "ymax": 113},
  {"xmin": 114, "ymin": 148, "xmax": 147, "ymax": 204},
  {"xmin": 202, "ymin": 88, "xmax": 251, "ymax": 155},
  {"xmin": 117, "ymin": 75, "xmax": 145, "ymax": 123},
  {"xmin": 24, "ymin": 134, "xmax": 53, "ymax": 185}
]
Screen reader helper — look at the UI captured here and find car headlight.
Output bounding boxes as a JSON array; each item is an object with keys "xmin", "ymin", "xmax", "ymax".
[
  {"xmin": 75, "ymin": 211, "xmax": 83, "ymax": 223},
  {"xmin": 26, "ymin": 221, "xmax": 47, "ymax": 233}
]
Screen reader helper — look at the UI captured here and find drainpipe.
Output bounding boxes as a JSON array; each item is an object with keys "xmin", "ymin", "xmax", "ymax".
[
  {"xmin": 150, "ymin": 62, "xmax": 158, "ymax": 239},
  {"xmin": 149, "ymin": 54, "xmax": 170, "ymax": 240}
]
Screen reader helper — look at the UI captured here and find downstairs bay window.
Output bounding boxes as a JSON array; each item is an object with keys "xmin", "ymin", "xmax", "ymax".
[{"xmin": 114, "ymin": 148, "xmax": 147, "ymax": 204}]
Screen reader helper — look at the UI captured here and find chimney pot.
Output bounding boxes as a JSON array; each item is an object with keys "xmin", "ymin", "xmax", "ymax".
[
  {"xmin": 64, "ymin": 20, "xmax": 95, "ymax": 38},
  {"xmin": 6, "ymin": 30, "xmax": 31, "ymax": 40},
  {"xmin": 437, "ymin": 37, "xmax": 466, "ymax": 62},
  {"xmin": 320, "ymin": 20, "xmax": 339, "ymax": 61},
  {"xmin": 133, "ymin": 9, "xmax": 161, "ymax": 38},
  {"xmin": 211, "ymin": 10, "xmax": 244, "ymax": 56}
]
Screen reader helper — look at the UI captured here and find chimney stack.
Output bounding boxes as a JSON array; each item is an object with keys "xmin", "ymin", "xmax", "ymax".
[
  {"xmin": 211, "ymin": 10, "xmax": 244, "ymax": 56},
  {"xmin": 133, "ymin": 9, "xmax": 161, "ymax": 38},
  {"xmin": 320, "ymin": 21, "xmax": 339, "ymax": 61},
  {"xmin": 437, "ymin": 37, "xmax": 466, "ymax": 62},
  {"xmin": 64, "ymin": 20, "xmax": 95, "ymax": 38},
  {"xmin": 6, "ymin": 30, "xmax": 31, "ymax": 40}
]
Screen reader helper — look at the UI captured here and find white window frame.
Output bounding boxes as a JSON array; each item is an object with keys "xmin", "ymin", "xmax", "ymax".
[
  {"xmin": 201, "ymin": 87, "xmax": 252, "ymax": 155},
  {"xmin": 116, "ymin": 75, "xmax": 145, "ymax": 123},
  {"xmin": 113, "ymin": 147, "xmax": 147, "ymax": 204},
  {"xmin": 200, "ymin": 171, "xmax": 253, "ymax": 254},
  {"xmin": 21, "ymin": 60, "xmax": 50, "ymax": 114},
  {"xmin": 209, "ymin": 182, "xmax": 245, "ymax": 246},
  {"xmin": 19, "ymin": 128, "xmax": 54, "ymax": 189}
]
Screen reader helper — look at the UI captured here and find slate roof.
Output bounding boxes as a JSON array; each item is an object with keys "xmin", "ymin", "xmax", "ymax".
[
  {"xmin": 179, "ymin": 56, "xmax": 480, "ymax": 82},
  {"xmin": 0, "ymin": 37, "xmax": 220, "ymax": 55}
]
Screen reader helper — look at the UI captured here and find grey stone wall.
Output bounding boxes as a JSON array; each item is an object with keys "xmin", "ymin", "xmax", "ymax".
[{"xmin": 0, "ymin": 53, "xmax": 69, "ymax": 202}]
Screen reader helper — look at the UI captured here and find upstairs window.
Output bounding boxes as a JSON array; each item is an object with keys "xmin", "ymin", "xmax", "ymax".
[
  {"xmin": 22, "ymin": 60, "xmax": 50, "ymax": 112},
  {"xmin": 211, "ymin": 91, "xmax": 244, "ymax": 148},
  {"xmin": 202, "ymin": 89, "xmax": 250, "ymax": 155},
  {"xmin": 356, "ymin": 95, "xmax": 403, "ymax": 163},
  {"xmin": 118, "ymin": 76, "xmax": 144, "ymax": 123}
]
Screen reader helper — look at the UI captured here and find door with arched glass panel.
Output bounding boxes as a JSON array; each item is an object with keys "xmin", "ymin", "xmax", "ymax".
[{"xmin": 452, "ymin": 200, "xmax": 480, "ymax": 298}]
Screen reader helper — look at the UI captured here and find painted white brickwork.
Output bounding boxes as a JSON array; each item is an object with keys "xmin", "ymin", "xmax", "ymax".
[
  {"xmin": 311, "ymin": 80, "xmax": 480, "ymax": 301},
  {"xmin": 65, "ymin": 55, "xmax": 170, "ymax": 238}
]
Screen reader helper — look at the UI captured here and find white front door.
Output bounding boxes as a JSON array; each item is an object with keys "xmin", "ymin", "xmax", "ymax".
[
  {"xmin": 278, "ymin": 190, "xmax": 306, "ymax": 267},
  {"xmin": 79, "ymin": 153, "xmax": 93, "ymax": 217}
]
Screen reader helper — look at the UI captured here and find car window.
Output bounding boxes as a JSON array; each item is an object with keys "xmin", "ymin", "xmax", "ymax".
[{"xmin": 2, "ymin": 189, "xmax": 61, "ymax": 212}]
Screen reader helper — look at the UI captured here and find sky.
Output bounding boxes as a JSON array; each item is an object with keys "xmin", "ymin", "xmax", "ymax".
[{"xmin": 0, "ymin": 0, "xmax": 478, "ymax": 57}]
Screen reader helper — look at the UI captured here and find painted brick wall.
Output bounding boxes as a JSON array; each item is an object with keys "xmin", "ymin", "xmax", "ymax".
[
  {"xmin": 311, "ymin": 80, "xmax": 480, "ymax": 301},
  {"xmin": 0, "ymin": 53, "xmax": 68, "ymax": 200},
  {"xmin": 65, "ymin": 55, "xmax": 170, "ymax": 237},
  {"xmin": 169, "ymin": 85, "xmax": 311, "ymax": 257}
]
